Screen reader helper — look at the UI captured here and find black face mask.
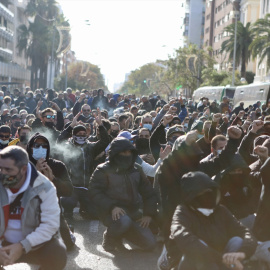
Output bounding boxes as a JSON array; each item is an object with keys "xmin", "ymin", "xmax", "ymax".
[
  {"xmin": 45, "ymin": 122, "xmax": 55, "ymax": 129},
  {"xmin": 191, "ymin": 190, "xmax": 217, "ymax": 209},
  {"xmin": 111, "ymin": 130, "xmax": 119, "ymax": 138},
  {"xmin": 19, "ymin": 134, "xmax": 30, "ymax": 144},
  {"xmin": 167, "ymin": 136, "xmax": 178, "ymax": 147},
  {"xmin": 136, "ymin": 138, "xmax": 150, "ymax": 154},
  {"xmin": 14, "ymin": 121, "xmax": 21, "ymax": 128},
  {"xmin": 114, "ymin": 154, "xmax": 133, "ymax": 171}
]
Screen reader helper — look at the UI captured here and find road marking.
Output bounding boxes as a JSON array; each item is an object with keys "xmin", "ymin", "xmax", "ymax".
[{"xmin": 89, "ymin": 220, "xmax": 99, "ymax": 233}]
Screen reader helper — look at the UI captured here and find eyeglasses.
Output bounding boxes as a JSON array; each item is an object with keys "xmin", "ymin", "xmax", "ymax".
[
  {"xmin": 0, "ymin": 134, "xmax": 9, "ymax": 139},
  {"xmin": 33, "ymin": 143, "xmax": 48, "ymax": 149},
  {"xmin": 44, "ymin": 115, "xmax": 55, "ymax": 119}
]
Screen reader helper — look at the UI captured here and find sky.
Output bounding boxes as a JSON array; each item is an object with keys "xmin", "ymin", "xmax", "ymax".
[{"xmin": 57, "ymin": 0, "xmax": 183, "ymax": 91}]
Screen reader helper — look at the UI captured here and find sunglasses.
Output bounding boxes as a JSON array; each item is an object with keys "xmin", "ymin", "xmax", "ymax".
[
  {"xmin": 83, "ymin": 109, "xmax": 91, "ymax": 112},
  {"xmin": 33, "ymin": 143, "xmax": 48, "ymax": 149},
  {"xmin": 0, "ymin": 134, "xmax": 9, "ymax": 139},
  {"xmin": 44, "ymin": 115, "xmax": 55, "ymax": 119}
]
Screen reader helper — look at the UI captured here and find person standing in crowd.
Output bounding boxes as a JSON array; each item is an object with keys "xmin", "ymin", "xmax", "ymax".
[{"xmin": 91, "ymin": 89, "xmax": 108, "ymax": 110}]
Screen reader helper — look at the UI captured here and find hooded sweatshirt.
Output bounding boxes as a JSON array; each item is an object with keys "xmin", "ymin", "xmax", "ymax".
[
  {"xmin": 169, "ymin": 171, "xmax": 257, "ymax": 264},
  {"xmin": 26, "ymin": 132, "xmax": 73, "ymax": 197},
  {"xmin": 89, "ymin": 137, "xmax": 157, "ymax": 220}
]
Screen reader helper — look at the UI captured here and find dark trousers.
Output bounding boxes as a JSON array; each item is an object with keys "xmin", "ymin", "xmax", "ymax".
[
  {"xmin": 61, "ymin": 187, "xmax": 97, "ymax": 218},
  {"xmin": 178, "ymin": 237, "xmax": 243, "ymax": 270},
  {"xmin": 104, "ymin": 214, "xmax": 156, "ymax": 250},
  {"xmin": 6, "ymin": 238, "xmax": 67, "ymax": 270}
]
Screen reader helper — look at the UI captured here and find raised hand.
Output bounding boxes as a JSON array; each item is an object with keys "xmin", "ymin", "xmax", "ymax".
[{"xmin": 162, "ymin": 114, "xmax": 173, "ymax": 126}]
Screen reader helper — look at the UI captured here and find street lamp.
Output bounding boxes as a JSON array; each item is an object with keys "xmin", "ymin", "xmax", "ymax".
[{"xmin": 232, "ymin": 0, "xmax": 239, "ymax": 86}]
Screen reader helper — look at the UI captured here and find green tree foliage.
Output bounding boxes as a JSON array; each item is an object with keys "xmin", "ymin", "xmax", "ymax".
[
  {"xmin": 202, "ymin": 69, "xmax": 244, "ymax": 86},
  {"xmin": 221, "ymin": 22, "xmax": 254, "ymax": 78},
  {"xmin": 250, "ymin": 14, "xmax": 270, "ymax": 71},
  {"xmin": 17, "ymin": 0, "xmax": 70, "ymax": 89},
  {"xmin": 120, "ymin": 63, "xmax": 164, "ymax": 95},
  {"xmin": 54, "ymin": 61, "xmax": 106, "ymax": 91},
  {"xmin": 165, "ymin": 45, "xmax": 216, "ymax": 94}
]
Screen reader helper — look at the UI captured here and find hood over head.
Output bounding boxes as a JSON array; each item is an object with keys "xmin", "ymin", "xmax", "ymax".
[
  {"xmin": 108, "ymin": 137, "xmax": 137, "ymax": 163},
  {"xmin": 219, "ymin": 153, "xmax": 250, "ymax": 177},
  {"xmin": 26, "ymin": 132, "xmax": 50, "ymax": 164},
  {"xmin": 180, "ymin": 171, "xmax": 219, "ymax": 205}
]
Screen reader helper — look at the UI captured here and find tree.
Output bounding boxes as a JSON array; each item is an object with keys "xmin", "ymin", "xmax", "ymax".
[
  {"xmin": 164, "ymin": 45, "xmax": 216, "ymax": 95},
  {"xmin": 54, "ymin": 61, "xmax": 106, "ymax": 91},
  {"xmin": 221, "ymin": 21, "xmax": 254, "ymax": 78},
  {"xmin": 250, "ymin": 14, "xmax": 270, "ymax": 71},
  {"xmin": 120, "ymin": 63, "xmax": 165, "ymax": 95}
]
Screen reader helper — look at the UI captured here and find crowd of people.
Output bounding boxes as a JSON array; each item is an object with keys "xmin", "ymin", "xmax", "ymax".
[{"xmin": 0, "ymin": 85, "xmax": 269, "ymax": 270}]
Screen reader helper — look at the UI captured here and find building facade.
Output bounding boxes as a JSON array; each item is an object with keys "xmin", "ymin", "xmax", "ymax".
[
  {"xmin": 254, "ymin": 0, "xmax": 270, "ymax": 82},
  {"xmin": 204, "ymin": 0, "xmax": 240, "ymax": 70},
  {"xmin": 180, "ymin": 0, "xmax": 206, "ymax": 48},
  {"xmin": 0, "ymin": 0, "xmax": 30, "ymax": 89}
]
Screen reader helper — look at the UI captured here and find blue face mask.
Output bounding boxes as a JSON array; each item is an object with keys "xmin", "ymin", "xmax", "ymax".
[
  {"xmin": 32, "ymin": 146, "xmax": 47, "ymax": 160},
  {"xmin": 0, "ymin": 96, "xmax": 3, "ymax": 100},
  {"xmin": 143, "ymin": 124, "xmax": 152, "ymax": 131},
  {"xmin": 197, "ymin": 134, "xmax": 204, "ymax": 139}
]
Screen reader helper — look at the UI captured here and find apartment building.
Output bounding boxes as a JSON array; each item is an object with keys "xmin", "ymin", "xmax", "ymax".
[
  {"xmin": 204, "ymin": 0, "xmax": 240, "ymax": 70},
  {"xmin": 180, "ymin": 0, "xmax": 206, "ymax": 48},
  {"xmin": 254, "ymin": 0, "xmax": 270, "ymax": 82},
  {"xmin": 0, "ymin": 0, "xmax": 30, "ymax": 89}
]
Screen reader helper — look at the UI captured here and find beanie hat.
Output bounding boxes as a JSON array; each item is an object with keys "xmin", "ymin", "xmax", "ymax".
[{"xmin": 73, "ymin": 125, "xmax": 86, "ymax": 135}]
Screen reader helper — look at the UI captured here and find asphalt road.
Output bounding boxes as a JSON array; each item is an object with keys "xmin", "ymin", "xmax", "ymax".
[{"xmin": 5, "ymin": 208, "xmax": 163, "ymax": 270}]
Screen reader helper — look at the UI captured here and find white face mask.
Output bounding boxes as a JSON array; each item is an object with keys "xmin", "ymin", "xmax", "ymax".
[
  {"xmin": 197, "ymin": 208, "xmax": 214, "ymax": 216},
  {"xmin": 216, "ymin": 149, "xmax": 222, "ymax": 155}
]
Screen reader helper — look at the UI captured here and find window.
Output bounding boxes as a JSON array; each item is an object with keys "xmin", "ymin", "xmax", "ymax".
[
  {"xmin": 206, "ymin": 14, "xmax": 210, "ymax": 20},
  {"xmin": 205, "ymin": 27, "xmax": 209, "ymax": 33}
]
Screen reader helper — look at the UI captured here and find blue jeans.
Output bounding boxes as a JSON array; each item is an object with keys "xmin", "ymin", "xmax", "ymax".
[
  {"xmin": 61, "ymin": 187, "xmax": 97, "ymax": 218},
  {"xmin": 177, "ymin": 237, "xmax": 243, "ymax": 270},
  {"xmin": 104, "ymin": 214, "xmax": 156, "ymax": 250}
]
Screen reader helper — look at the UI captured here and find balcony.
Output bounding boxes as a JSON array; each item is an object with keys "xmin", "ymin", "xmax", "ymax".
[
  {"xmin": 0, "ymin": 61, "xmax": 30, "ymax": 81},
  {"xmin": 0, "ymin": 2, "xmax": 14, "ymax": 23},
  {"xmin": 0, "ymin": 47, "xmax": 12, "ymax": 61},
  {"xmin": 0, "ymin": 26, "xmax": 13, "ymax": 42}
]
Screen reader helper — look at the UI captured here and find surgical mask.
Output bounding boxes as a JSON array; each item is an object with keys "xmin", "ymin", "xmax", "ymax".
[
  {"xmin": 197, "ymin": 134, "xmax": 204, "ymax": 139},
  {"xmin": 216, "ymin": 149, "xmax": 222, "ymax": 155},
  {"xmin": 197, "ymin": 208, "xmax": 214, "ymax": 216},
  {"xmin": 184, "ymin": 123, "xmax": 188, "ymax": 128},
  {"xmin": 73, "ymin": 135, "xmax": 86, "ymax": 145},
  {"xmin": 0, "ymin": 139, "xmax": 9, "ymax": 145},
  {"xmin": 1, "ymin": 173, "xmax": 20, "ymax": 188},
  {"xmin": 63, "ymin": 112, "xmax": 67, "ymax": 117},
  {"xmin": 32, "ymin": 146, "xmax": 47, "ymax": 160},
  {"xmin": 0, "ymin": 96, "xmax": 3, "ymax": 100},
  {"xmin": 26, "ymin": 97, "xmax": 29, "ymax": 100},
  {"xmin": 154, "ymin": 96, "xmax": 157, "ymax": 99},
  {"xmin": 143, "ymin": 124, "xmax": 152, "ymax": 131}
]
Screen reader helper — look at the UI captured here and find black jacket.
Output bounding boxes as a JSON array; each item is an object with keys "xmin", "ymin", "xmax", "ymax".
[
  {"xmin": 57, "ymin": 124, "xmax": 110, "ymax": 187},
  {"xmin": 213, "ymin": 154, "xmax": 261, "ymax": 219},
  {"xmin": 156, "ymin": 136, "xmax": 240, "ymax": 238},
  {"xmin": 253, "ymin": 157, "xmax": 270, "ymax": 241},
  {"xmin": 89, "ymin": 137, "xmax": 157, "ymax": 220},
  {"xmin": 26, "ymin": 132, "xmax": 73, "ymax": 198},
  {"xmin": 170, "ymin": 172, "xmax": 257, "ymax": 264}
]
